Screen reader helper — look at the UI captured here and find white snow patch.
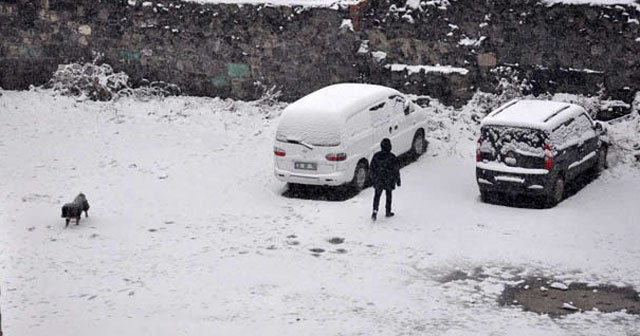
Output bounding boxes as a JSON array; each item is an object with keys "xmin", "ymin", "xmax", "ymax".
[
  {"xmin": 184, "ymin": 0, "xmax": 364, "ymax": 7},
  {"xmin": 402, "ymin": 13, "xmax": 415, "ymax": 24},
  {"xmin": 357, "ymin": 40, "xmax": 369, "ymax": 54},
  {"xmin": 459, "ymin": 36, "xmax": 486, "ymax": 47},
  {"xmin": 544, "ymin": 0, "xmax": 639, "ymax": 5},
  {"xmin": 371, "ymin": 51, "xmax": 387, "ymax": 62},
  {"xmin": 550, "ymin": 282, "xmax": 569, "ymax": 290},
  {"xmin": 386, "ymin": 63, "xmax": 469, "ymax": 75},
  {"xmin": 340, "ymin": 19, "xmax": 354, "ymax": 32}
]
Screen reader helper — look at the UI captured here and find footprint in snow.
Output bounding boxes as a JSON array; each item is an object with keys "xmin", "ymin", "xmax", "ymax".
[{"xmin": 327, "ymin": 237, "xmax": 344, "ymax": 244}]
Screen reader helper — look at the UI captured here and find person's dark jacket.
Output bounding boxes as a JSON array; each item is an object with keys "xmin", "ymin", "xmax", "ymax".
[{"xmin": 370, "ymin": 139, "xmax": 401, "ymax": 190}]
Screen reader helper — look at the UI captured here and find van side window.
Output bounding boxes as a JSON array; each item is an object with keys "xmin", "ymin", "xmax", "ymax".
[
  {"xmin": 346, "ymin": 111, "xmax": 371, "ymax": 138},
  {"xmin": 388, "ymin": 95, "xmax": 406, "ymax": 116},
  {"xmin": 369, "ymin": 101, "xmax": 391, "ymax": 126},
  {"xmin": 369, "ymin": 102, "xmax": 385, "ymax": 111}
]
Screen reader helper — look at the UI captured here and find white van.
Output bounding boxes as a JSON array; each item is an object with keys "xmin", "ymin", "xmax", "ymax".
[{"xmin": 273, "ymin": 83, "xmax": 428, "ymax": 191}]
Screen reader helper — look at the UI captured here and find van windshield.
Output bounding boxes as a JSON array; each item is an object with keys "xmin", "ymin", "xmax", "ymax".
[
  {"xmin": 276, "ymin": 112, "xmax": 342, "ymax": 146},
  {"xmin": 479, "ymin": 126, "xmax": 547, "ymax": 168}
]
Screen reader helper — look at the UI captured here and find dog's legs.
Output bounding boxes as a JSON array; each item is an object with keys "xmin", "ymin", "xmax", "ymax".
[
  {"xmin": 85, "ymin": 210, "xmax": 89, "ymax": 217},
  {"xmin": 65, "ymin": 218, "xmax": 70, "ymax": 228},
  {"xmin": 76, "ymin": 217, "xmax": 80, "ymax": 225}
]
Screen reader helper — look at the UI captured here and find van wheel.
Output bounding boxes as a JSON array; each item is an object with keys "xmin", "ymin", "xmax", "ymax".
[
  {"xmin": 410, "ymin": 131, "xmax": 426, "ymax": 159},
  {"xmin": 350, "ymin": 161, "xmax": 368, "ymax": 192},
  {"xmin": 546, "ymin": 176, "xmax": 565, "ymax": 207},
  {"xmin": 595, "ymin": 147, "xmax": 608, "ymax": 174}
]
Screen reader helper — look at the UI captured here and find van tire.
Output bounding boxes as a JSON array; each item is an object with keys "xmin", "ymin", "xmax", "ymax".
[
  {"xmin": 546, "ymin": 176, "xmax": 565, "ymax": 207},
  {"xmin": 350, "ymin": 161, "xmax": 368, "ymax": 192},
  {"xmin": 410, "ymin": 130, "xmax": 426, "ymax": 159}
]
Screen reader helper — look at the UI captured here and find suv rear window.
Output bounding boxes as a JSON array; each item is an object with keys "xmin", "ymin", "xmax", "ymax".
[{"xmin": 479, "ymin": 126, "xmax": 548, "ymax": 169}]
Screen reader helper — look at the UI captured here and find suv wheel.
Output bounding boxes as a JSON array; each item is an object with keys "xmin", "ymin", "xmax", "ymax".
[
  {"xmin": 410, "ymin": 131, "xmax": 426, "ymax": 159},
  {"xmin": 480, "ymin": 190, "xmax": 489, "ymax": 203},
  {"xmin": 547, "ymin": 176, "xmax": 565, "ymax": 207},
  {"xmin": 595, "ymin": 147, "xmax": 608, "ymax": 174},
  {"xmin": 350, "ymin": 161, "xmax": 368, "ymax": 192}
]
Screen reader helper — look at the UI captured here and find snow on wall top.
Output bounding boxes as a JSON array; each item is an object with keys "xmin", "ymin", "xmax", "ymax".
[
  {"xmin": 386, "ymin": 64, "xmax": 469, "ymax": 76},
  {"xmin": 181, "ymin": 0, "xmax": 635, "ymax": 7},
  {"xmin": 182, "ymin": 0, "xmax": 362, "ymax": 7},
  {"xmin": 543, "ymin": 0, "xmax": 639, "ymax": 5},
  {"xmin": 276, "ymin": 83, "xmax": 398, "ymax": 145},
  {"xmin": 481, "ymin": 99, "xmax": 588, "ymax": 131}
]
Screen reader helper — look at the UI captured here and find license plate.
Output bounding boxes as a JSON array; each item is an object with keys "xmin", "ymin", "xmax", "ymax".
[{"xmin": 295, "ymin": 162, "xmax": 317, "ymax": 170}]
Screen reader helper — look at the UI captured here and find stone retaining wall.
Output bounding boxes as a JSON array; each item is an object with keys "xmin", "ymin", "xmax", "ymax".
[{"xmin": 1, "ymin": 0, "xmax": 639, "ymax": 106}]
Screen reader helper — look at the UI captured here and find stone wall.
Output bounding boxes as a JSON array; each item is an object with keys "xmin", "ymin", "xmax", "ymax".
[{"xmin": 1, "ymin": 0, "xmax": 639, "ymax": 106}]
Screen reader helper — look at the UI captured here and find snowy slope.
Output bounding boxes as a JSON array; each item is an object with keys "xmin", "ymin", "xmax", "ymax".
[{"xmin": 1, "ymin": 89, "xmax": 639, "ymax": 335}]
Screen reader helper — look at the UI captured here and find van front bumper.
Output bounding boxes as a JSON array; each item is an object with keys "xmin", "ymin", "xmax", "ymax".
[{"xmin": 274, "ymin": 168, "xmax": 349, "ymax": 186}]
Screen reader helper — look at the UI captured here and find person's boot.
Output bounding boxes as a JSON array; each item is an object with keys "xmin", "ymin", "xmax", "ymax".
[
  {"xmin": 385, "ymin": 212, "xmax": 394, "ymax": 217},
  {"xmin": 371, "ymin": 210, "xmax": 377, "ymax": 221}
]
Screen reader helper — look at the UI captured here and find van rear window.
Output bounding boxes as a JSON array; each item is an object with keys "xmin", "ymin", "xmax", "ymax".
[{"xmin": 276, "ymin": 112, "xmax": 342, "ymax": 146}]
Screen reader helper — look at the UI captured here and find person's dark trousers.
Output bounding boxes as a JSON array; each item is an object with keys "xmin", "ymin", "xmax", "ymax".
[{"xmin": 373, "ymin": 188, "xmax": 393, "ymax": 214}]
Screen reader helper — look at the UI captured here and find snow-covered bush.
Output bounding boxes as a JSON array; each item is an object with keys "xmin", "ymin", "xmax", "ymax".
[
  {"xmin": 492, "ymin": 66, "xmax": 533, "ymax": 103},
  {"xmin": 48, "ymin": 63, "xmax": 129, "ymax": 101},
  {"xmin": 116, "ymin": 80, "xmax": 181, "ymax": 102},
  {"xmin": 468, "ymin": 67, "xmax": 534, "ymax": 117},
  {"xmin": 252, "ymin": 82, "xmax": 284, "ymax": 119},
  {"xmin": 48, "ymin": 62, "xmax": 181, "ymax": 102}
]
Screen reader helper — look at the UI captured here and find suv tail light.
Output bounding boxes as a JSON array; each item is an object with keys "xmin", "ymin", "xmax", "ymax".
[
  {"xmin": 274, "ymin": 147, "xmax": 286, "ymax": 157},
  {"xmin": 326, "ymin": 153, "xmax": 347, "ymax": 161},
  {"xmin": 476, "ymin": 138, "xmax": 483, "ymax": 162},
  {"xmin": 544, "ymin": 143, "xmax": 553, "ymax": 170}
]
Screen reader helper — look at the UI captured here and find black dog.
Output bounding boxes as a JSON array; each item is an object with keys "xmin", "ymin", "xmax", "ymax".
[{"xmin": 61, "ymin": 193, "xmax": 90, "ymax": 228}]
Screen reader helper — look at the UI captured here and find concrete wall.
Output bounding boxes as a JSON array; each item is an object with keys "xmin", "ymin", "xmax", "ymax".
[{"xmin": 1, "ymin": 0, "xmax": 639, "ymax": 105}]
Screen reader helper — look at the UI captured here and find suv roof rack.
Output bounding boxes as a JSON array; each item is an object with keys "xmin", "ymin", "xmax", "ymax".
[
  {"xmin": 488, "ymin": 99, "xmax": 519, "ymax": 118},
  {"xmin": 542, "ymin": 105, "xmax": 571, "ymax": 123}
]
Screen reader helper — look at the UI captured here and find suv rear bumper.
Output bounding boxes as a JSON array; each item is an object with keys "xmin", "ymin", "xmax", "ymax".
[{"xmin": 476, "ymin": 166, "xmax": 552, "ymax": 196}]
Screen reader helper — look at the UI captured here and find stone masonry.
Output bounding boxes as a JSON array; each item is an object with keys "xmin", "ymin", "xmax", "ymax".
[{"xmin": 0, "ymin": 0, "xmax": 639, "ymax": 106}]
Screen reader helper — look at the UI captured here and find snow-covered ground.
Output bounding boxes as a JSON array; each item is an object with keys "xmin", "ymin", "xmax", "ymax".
[{"xmin": 1, "ymin": 89, "xmax": 639, "ymax": 335}]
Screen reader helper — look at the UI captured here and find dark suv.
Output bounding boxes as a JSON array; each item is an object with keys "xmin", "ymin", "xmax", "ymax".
[{"xmin": 476, "ymin": 99, "xmax": 609, "ymax": 206}]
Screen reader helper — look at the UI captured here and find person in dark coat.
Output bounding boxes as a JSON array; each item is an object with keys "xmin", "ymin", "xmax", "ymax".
[{"xmin": 370, "ymin": 138, "xmax": 401, "ymax": 221}]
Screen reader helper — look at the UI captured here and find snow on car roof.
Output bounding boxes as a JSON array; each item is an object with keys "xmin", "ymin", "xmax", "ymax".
[
  {"xmin": 481, "ymin": 99, "xmax": 588, "ymax": 131},
  {"xmin": 276, "ymin": 83, "xmax": 400, "ymax": 145},
  {"xmin": 283, "ymin": 83, "xmax": 400, "ymax": 121}
]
